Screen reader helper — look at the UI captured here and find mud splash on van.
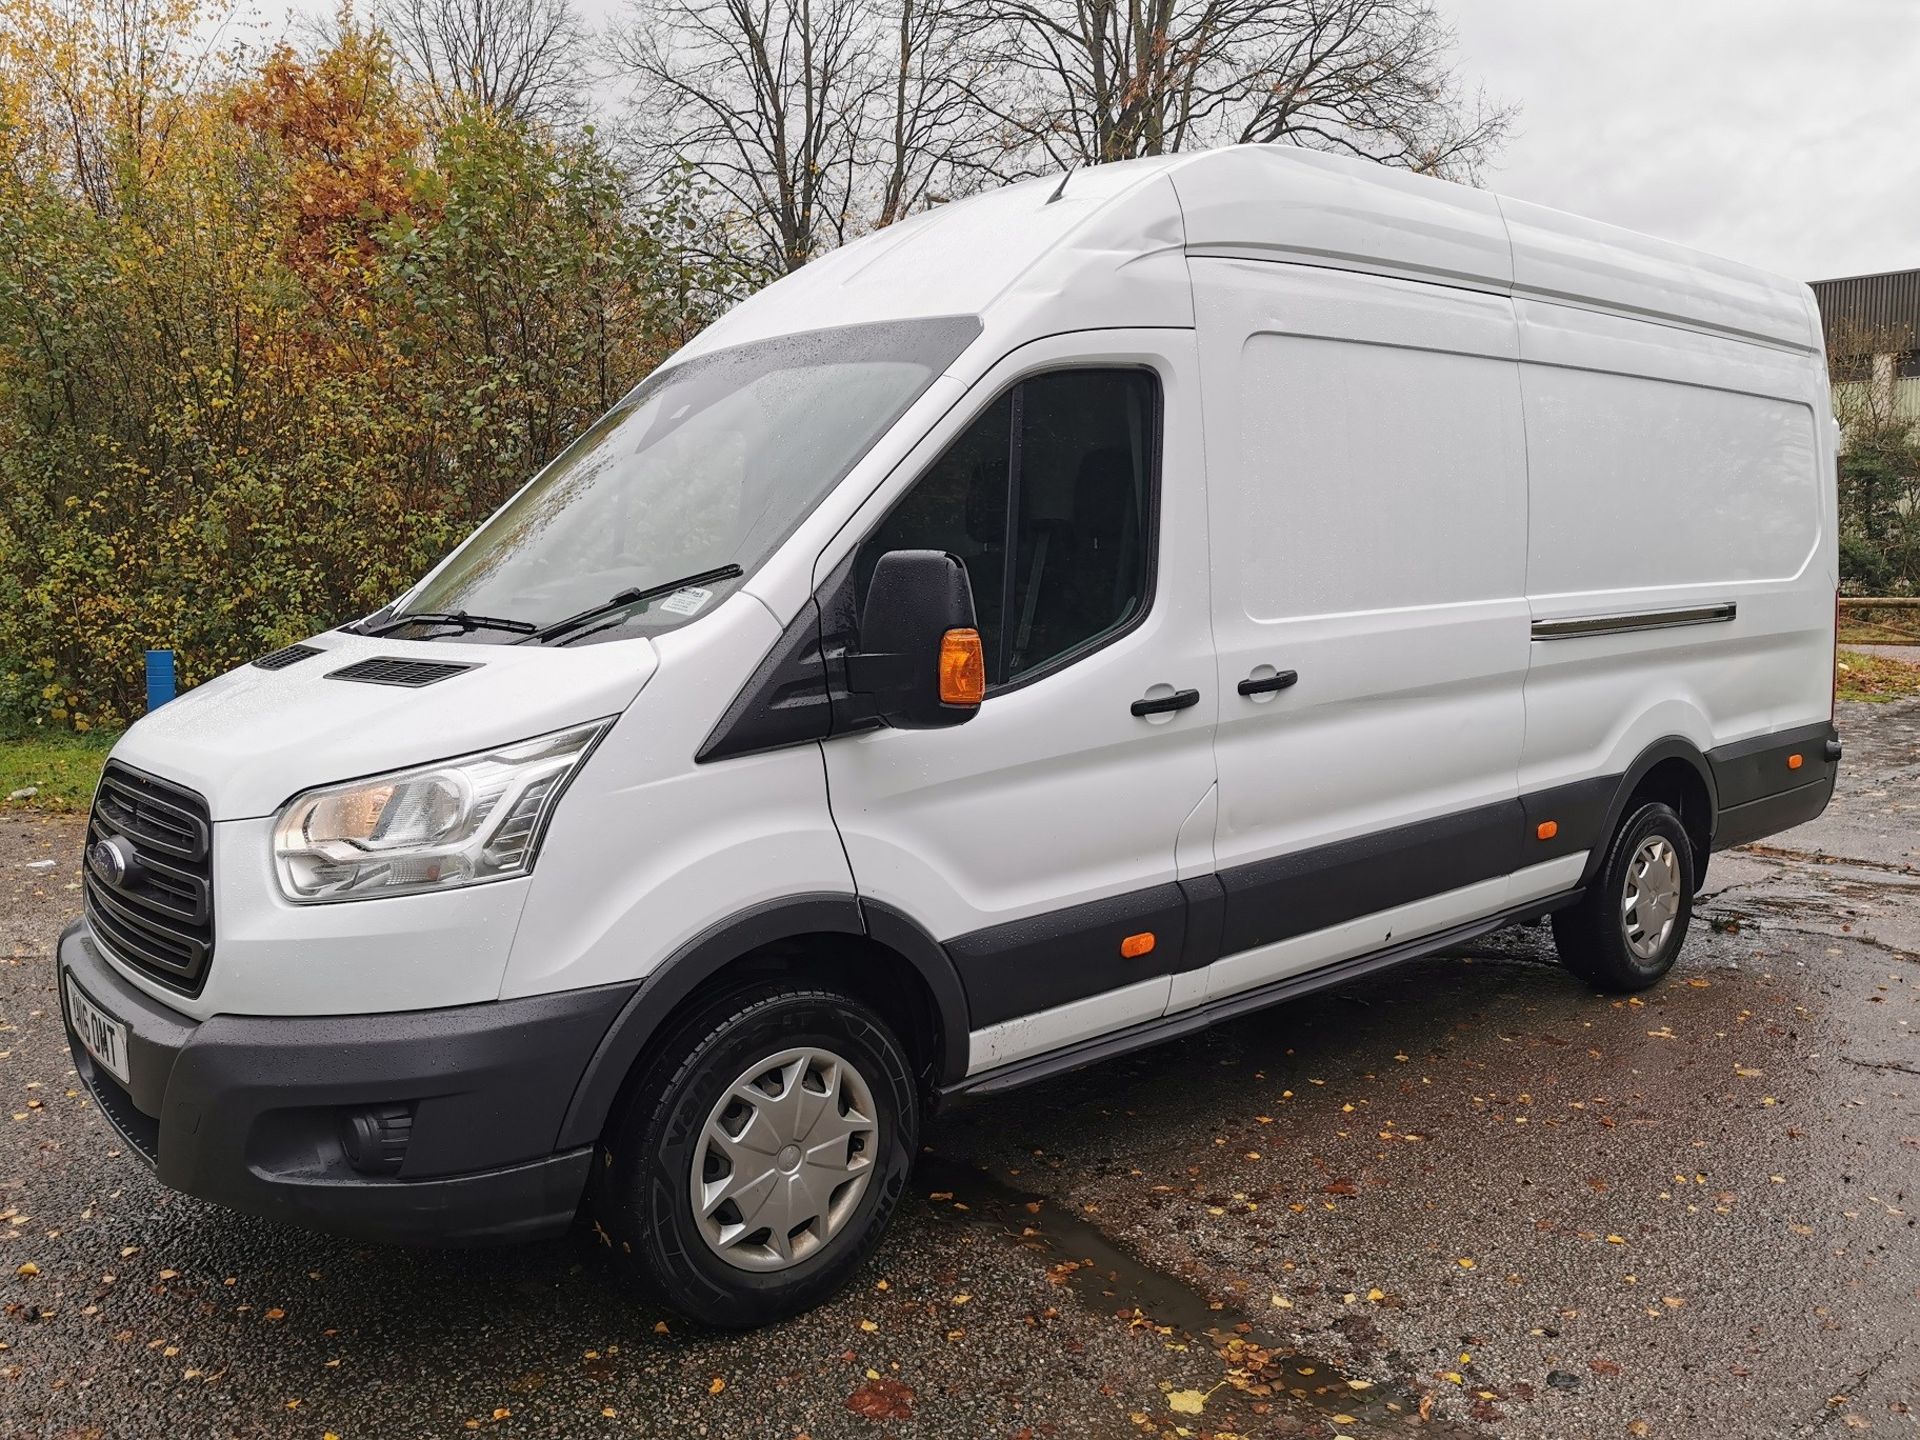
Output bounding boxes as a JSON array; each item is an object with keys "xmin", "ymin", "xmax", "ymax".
[{"xmin": 917, "ymin": 1151, "xmax": 1482, "ymax": 1437}]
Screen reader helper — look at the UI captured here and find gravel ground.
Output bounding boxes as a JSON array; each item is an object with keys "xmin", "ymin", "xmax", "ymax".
[{"xmin": 1, "ymin": 703, "xmax": 1916, "ymax": 1439}]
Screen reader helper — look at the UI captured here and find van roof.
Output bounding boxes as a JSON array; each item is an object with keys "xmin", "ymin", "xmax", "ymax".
[{"xmin": 685, "ymin": 144, "xmax": 1821, "ymax": 361}]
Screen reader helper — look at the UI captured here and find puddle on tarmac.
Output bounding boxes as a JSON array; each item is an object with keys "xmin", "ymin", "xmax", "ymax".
[{"xmin": 917, "ymin": 1151, "xmax": 1480, "ymax": 1437}]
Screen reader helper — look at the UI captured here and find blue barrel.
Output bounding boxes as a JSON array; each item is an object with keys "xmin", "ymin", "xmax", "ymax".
[{"xmin": 145, "ymin": 649, "xmax": 177, "ymax": 711}]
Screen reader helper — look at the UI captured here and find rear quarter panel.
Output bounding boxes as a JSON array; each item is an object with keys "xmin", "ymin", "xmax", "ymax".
[{"xmin": 1517, "ymin": 296, "xmax": 1836, "ymax": 796}]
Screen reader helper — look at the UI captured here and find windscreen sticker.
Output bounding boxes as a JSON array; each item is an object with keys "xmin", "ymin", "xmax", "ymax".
[{"xmin": 658, "ymin": 586, "xmax": 713, "ymax": 616}]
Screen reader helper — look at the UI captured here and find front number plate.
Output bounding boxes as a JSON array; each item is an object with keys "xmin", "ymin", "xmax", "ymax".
[{"xmin": 65, "ymin": 974, "xmax": 131, "ymax": 1086}]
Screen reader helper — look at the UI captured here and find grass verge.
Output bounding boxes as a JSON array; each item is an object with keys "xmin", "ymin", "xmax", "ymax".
[
  {"xmin": 0, "ymin": 733, "xmax": 117, "ymax": 812},
  {"xmin": 1836, "ymin": 648, "xmax": 1920, "ymax": 703}
]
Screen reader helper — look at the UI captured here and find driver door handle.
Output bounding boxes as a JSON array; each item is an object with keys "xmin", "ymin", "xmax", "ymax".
[
  {"xmin": 1131, "ymin": 688, "xmax": 1201, "ymax": 717},
  {"xmin": 1237, "ymin": 670, "xmax": 1299, "ymax": 697}
]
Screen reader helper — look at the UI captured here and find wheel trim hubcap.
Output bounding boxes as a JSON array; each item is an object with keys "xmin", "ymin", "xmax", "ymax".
[
  {"xmin": 1622, "ymin": 835, "xmax": 1681, "ymax": 961},
  {"xmin": 691, "ymin": 1046, "xmax": 878, "ymax": 1273}
]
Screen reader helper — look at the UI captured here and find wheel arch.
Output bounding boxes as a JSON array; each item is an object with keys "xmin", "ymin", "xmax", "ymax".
[
  {"xmin": 556, "ymin": 895, "xmax": 970, "ymax": 1151},
  {"xmin": 1578, "ymin": 736, "xmax": 1719, "ymax": 892}
]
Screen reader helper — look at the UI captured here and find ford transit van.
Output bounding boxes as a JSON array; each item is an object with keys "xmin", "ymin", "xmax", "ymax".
[{"xmin": 58, "ymin": 144, "xmax": 1841, "ymax": 1326}]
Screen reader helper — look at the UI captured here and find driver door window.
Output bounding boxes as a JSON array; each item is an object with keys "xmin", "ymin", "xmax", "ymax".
[{"xmin": 857, "ymin": 368, "xmax": 1158, "ymax": 689}]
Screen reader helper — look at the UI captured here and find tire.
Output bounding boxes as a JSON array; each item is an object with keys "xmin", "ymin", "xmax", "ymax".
[
  {"xmin": 589, "ymin": 985, "xmax": 918, "ymax": 1328},
  {"xmin": 1551, "ymin": 800, "xmax": 1696, "ymax": 992}
]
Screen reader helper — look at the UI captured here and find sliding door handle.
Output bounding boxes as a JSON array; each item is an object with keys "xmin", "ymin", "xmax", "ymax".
[
  {"xmin": 1237, "ymin": 669, "xmax": 1298, "ymax": 697},
  {"xmin": 1131, "ymin": 687, "xmax": 1201, "ymax": 717}
]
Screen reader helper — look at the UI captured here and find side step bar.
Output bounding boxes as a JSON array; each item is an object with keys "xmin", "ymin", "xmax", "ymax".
[{"xmin": 939, "ymin": 888, "xmax": 1585, "ymax": 1102}]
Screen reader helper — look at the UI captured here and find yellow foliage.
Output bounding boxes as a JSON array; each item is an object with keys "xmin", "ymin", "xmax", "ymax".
[{"xmin": 0, "ymin": 0, "xmax": 748, "ymax": 729}]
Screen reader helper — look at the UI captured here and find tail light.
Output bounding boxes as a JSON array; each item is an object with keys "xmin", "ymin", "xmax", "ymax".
[{"xmin": 1831, "ymin": 588, "xmax": 1841, "ymax": 721}]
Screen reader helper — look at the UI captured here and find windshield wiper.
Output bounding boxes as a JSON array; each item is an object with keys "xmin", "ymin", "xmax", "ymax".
[
  {"xmin": 533, "ymin": 565, "xmax": 744, "ymax": 645},
  {"xmin": 359, "ymin": 609, "xmax": 538, "ymax": 638}
]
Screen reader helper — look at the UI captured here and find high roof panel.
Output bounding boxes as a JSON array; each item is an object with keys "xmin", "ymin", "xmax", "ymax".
[
  {"xmin": 682, "ymin": 144, "xmax": 1820, "ymax": 361},
  {"xmin": 1499, "ymin": 194, "xmax": 1817, "ymax": 352},
  {"xmin": 1167, "ymin": 145, "xmax": 1514, "ymax": 293}
]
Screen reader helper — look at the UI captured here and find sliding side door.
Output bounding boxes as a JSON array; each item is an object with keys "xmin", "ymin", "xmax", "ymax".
[{"xmin": 1185, "ymin": 261, "xmax": 1537, "ymax": 1007}]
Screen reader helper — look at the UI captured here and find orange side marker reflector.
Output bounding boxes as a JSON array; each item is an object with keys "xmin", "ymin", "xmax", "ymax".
[
  {"xmin": 1536, "ymin": 820, "xmax": 1559, "ymax": 841},
  {"xmin": 938, "ymin": 628, "xmax": 986, "ymax": 706},
  {"xmin": 1120, "ymin": 932, "xmax": 1156, "ymax": 959},
  {"xmin": 1787, "ymin": 753, "xmax": 1804, "ymax": 771}
]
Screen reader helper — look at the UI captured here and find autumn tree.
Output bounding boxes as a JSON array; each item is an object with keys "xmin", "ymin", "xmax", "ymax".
[{"xmin": 0, "ymin": 0, "xmax": 744, "ymax": 730}]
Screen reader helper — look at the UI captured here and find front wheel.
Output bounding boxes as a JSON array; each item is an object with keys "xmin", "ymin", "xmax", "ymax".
[
  {"xmin": 1551, "ymin": 800, "xmax": 1696, "ymax": 992},
  {"xmin": 590, "ymin": 985, "xmax": 918, "ymax": 1328}
]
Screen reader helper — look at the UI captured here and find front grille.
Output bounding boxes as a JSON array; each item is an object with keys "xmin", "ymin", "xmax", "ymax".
[
  {"xmin": 328, "ymin": 656, "xmax": 477, "ymax": 688},
  {"xmin": 85, "ymin": 762, "xmax": 215, "ymax": 995}
]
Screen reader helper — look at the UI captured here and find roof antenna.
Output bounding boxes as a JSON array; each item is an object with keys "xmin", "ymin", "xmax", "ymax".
[{"xmin": 1045, "ymin": 166, "xmax": 1076, "ymax": 204}]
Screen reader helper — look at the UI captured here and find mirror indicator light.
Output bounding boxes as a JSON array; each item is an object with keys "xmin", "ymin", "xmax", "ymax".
[{"xmin": 938, "ymin": 628, "xmax": 986, "ymax": 706}]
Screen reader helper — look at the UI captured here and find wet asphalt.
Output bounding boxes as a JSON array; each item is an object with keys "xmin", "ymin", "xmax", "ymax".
[{"xmin": 1, "ymin": 702, "xmax": 1916, "ymax": 1440}]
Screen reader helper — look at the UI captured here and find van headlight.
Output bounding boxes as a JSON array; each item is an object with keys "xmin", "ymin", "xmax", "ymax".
[{"xmin": 272, "ymin": 721, "xmax": 610, "ymax": 903}]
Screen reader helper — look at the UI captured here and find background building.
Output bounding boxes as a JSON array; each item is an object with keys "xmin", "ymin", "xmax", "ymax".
[{"xmin": 1812, "ymin": 267, "xmax": 1920, "ymax": 436}]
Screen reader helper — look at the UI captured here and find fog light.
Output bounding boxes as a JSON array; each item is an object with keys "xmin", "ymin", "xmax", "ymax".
[{"xmin": 341, "ymin": 1103, "xmax": 414, "ymax": 1176}]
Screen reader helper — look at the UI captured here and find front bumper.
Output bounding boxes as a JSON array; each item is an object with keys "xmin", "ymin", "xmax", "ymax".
[{"xmin": 57, "ymin": 921, "xmax": 635, "ymax": 1245}]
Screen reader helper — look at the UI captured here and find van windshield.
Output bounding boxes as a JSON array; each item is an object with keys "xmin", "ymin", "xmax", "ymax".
[{"xmin": 387, "ymin": 317, "xmax": 981, "ymax": 644}]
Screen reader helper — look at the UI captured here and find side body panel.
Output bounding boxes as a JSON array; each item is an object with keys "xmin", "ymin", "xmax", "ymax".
[
  {"xmin": 501, "ymin": 594, "xmax": 857, "ymax": 1000},
  {"xmin": 814, "ymin": 331, "xmax": 1220, "ymax": 1074},
  {"xmin": 1515, "ymin": 295, "xmax": 1837, "ymax": 819},
  {"xmin": 1189, "ymin": 260, "xmax": 1536, "ymax": 1004}
]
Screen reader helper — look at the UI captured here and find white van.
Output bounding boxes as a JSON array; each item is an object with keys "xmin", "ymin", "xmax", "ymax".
[{"xmin": 59, "ymin": 145, "xmax": 1840, "ymax": 1326}]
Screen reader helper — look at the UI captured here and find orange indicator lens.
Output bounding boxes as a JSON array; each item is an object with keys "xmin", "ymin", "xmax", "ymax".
[
  {"xmin": 938, "ymin": 628, "xmax": 986, "ymax": 706},
  {"xmin": 1120, "ymin": 932, "xmax": 1156, "ymax": 959},
  {"xmin": 1535, "ymin": 820, "xmax": 1559, "ymax": 841}
]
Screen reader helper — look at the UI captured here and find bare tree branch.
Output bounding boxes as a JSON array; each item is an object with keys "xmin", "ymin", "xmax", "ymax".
[
  {"xmin": 380, "ymin": 0, "xmax": 588, "ymax": 126},
  {"xmin": 965, "ymin": 0, "xmax": 1513, "ymax": 180}
]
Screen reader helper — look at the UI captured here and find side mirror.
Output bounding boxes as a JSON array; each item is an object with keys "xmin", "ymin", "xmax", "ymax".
[{"xmin": 847, "ymin": 550, "xmax": 985, "ymax": 729}]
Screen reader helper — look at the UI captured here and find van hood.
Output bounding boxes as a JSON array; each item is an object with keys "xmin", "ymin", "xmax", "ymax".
[{"xmin": 110, "ymin": 630, "xmax": 659, "ymax": 820}]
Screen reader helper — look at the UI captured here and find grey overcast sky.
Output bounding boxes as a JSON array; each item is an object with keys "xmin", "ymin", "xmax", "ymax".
[
  {"xmin": 265, "ymin": 0, "xmax": 1919, "ymax": 282},
  {"xmin": 1447, "ymin": 0, "xmax": 1920, "ymax": 281}
]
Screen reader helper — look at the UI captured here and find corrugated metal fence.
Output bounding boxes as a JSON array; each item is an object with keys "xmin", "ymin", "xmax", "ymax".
[{"xmin": 1813, "ymin": 268, "xmax": 1920, "ymax": 357}]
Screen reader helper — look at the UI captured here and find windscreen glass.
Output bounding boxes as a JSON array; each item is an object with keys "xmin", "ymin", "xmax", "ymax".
[{"xmin": 396, "ymin": 316, "xmax": 980, "ymax": 643}]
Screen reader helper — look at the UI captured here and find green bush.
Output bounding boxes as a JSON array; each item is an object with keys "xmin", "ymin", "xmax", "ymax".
[{"xmin": 0, "ymin": 16, "xmax": 747, "ymax": 733}]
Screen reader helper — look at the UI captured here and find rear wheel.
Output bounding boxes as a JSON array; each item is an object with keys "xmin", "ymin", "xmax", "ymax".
[
  {"xmin": 590, "ymin": 985, "xmax": 918, "ymax": 1328},
  {"xmin": 1551, "ymin": 800, "xmax": 1696, "ymax": 992}
]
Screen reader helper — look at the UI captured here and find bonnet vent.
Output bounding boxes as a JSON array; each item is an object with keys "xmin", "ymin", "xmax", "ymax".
[
  {"xmin": 327, "ymin": 656, "xmax": 478, "ymax": 688},
  {"xmin": 252, "ymin": 643, "xmax": 322, "ymax": 671}
]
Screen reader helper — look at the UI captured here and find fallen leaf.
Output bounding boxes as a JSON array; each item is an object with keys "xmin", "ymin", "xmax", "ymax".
[
  {"xmin": 845, "ymin": 1377, "xmax": 915, "ymax": 1420},
  {"xmin": 708, "ymin": 1378, "xmax": 726, "ymax": 1395},
  {"xmin": 1166, "ymin": 1389, "xmax": 1208, "ymax": 1415}
]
